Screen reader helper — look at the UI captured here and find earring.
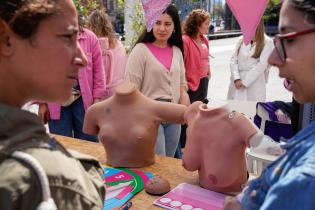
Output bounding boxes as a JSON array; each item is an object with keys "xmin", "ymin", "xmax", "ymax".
[{"xmin": 173, "ymin": 30, "xmax": 175, "ymax": 33}]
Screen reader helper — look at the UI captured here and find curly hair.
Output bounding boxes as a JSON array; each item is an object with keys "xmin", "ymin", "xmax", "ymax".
[
  {"xmin": 87, "ymin": 10, "xmax": 117, "ymax": 49},
  {"xmin": 0, "ymin": 0, "xmax": 58, "ymax": 39},
  {"xmin": 183, "ymin": 9, "xmax": 210, "ymax": 38},
  {"xmin": 290, "ymin": 0, "xmax": 315, "ymax": 22}
]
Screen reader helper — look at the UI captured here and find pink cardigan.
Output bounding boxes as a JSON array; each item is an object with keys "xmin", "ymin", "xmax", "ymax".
[
  {"xmin": 182, "ymin": 34, "xmax": 209, "ymax": 91},
  {"xmin": 48, "ymin": 28, "xmax": 106, "ymax": 120},
  {"xmin": 99, "ymin": 37, "xmax": 127, "ymax": 98}
]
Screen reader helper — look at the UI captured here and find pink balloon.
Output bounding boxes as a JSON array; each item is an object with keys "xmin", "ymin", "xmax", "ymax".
[
  {"xmin": 141, "ymin": 0, "xmax": 172, "ymax": 32},
  {"xmin": 227, "ymin": 0, "xmax": 269, "ymax": 45}
]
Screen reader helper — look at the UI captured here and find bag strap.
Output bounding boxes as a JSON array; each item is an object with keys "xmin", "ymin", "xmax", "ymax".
[{"xmin": 11, "ymin": 151, "xmax": 58, "ymax": 210}]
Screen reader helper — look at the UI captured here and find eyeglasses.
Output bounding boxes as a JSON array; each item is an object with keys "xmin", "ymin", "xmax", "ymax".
[{"xmin": 274, "ymin": 28, "xmax": 315, "ymax": 62}]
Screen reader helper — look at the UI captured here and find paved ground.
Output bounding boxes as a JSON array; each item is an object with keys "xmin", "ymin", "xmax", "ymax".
[{"xmin": 208, "ymin": 37, "xmax": 292, "ymax": 102}]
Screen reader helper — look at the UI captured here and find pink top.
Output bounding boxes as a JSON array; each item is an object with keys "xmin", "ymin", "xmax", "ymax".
[
  {"xmin": 182, "ymin": 34, "xmax": 209, "ymax": 91},
  {"xmin": 145, "ymin": 43, "xmax": 173, "ymax": 71},
  {"xmin": 198, "ymin": 41, "xmax": 210, "ymax": 74},
  {"xmin": 48, "ymin": 28, "xmax": 106, "ymax": 120},
  {"xmin": 99, "ymin": 37, "xmax": 127, "ymax": 98}
]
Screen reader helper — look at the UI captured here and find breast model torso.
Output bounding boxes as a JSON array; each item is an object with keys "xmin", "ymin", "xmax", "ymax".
[
  {"xmin": 83, "ymin": 82, "xmax": 187, "ymax": 167},
  {"xmin": 183, "ymin": 101, "xmax": 263, "ymax": 192}
]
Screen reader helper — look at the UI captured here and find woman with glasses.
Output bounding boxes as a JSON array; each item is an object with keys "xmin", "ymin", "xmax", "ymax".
[
  {"xmin": 223, "ymin": 0, "xmax": 315, "ymax": 209},
  {"xmin": 227, "ymin": 20, "xmax": 274, "ymax": 101}
]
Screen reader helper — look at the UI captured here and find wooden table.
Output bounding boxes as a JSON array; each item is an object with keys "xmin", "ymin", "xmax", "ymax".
[{"xmin": 53, "ymin": 134, "xmax": 198, "ymax": 209}]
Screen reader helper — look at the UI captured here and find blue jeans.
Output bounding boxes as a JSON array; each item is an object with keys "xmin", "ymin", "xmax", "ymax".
[
  {"xmin": 48, "ymin": 97, "xmax": 97, "ymax": 142},
  {"xmin": 155, "ymin": 122, "xmax": 181, "ymax": 157}
]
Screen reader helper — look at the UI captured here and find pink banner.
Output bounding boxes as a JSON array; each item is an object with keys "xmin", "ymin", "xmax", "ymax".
[
  {"xmin": 141, "ymin": 0, "xmax": 172, "ymax": 32},
  {"xmin": 227, "ymin": 0, "xmax": 269, "ymax": 45}
]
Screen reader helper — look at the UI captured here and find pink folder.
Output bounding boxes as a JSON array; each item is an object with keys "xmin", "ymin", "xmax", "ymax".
[{"xmin": 154, "ymin": 183, "xmax": 226, "ymax": 210}]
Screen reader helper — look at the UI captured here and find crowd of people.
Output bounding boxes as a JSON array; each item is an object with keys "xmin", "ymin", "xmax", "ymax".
[{"xmin": 1, "ymin": 0, "xmax": 315, "ymax": 209}]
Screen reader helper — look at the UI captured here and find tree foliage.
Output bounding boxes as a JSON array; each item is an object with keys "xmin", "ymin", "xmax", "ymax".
[
  {"xmin": 127, "ymin": 2, "xmax": 145, "ymax": 51},
  {"xmin": 117, "ymin": 0, "xmax": 125, "ymax": 10},
  {"xmin": 73, "ymin": 0, "xmax": 99, "ymax": 18},
  {"xmin": 263, "ymin": 0, "xmax": 281, "ymax": 25}
]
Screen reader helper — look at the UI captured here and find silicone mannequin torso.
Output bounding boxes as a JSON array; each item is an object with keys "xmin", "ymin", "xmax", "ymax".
[
  {"xmin": 183, "ymin": 101, "xmax": 262, "ymax": 192},
  {"xmin": 83, "ymin": 82, "xmax": 187, "ymax": 167}
]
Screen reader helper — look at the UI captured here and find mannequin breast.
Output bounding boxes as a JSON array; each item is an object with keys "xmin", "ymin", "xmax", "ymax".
[
  {"xmin": 183, "ymin": 101, "xmax": 256, "ymax": 192},
  {"xmin": 98, "ymin": 114, "xmax": 160, "ymax": 167},
  {"xmin": 83, "ymin": 81, "xmax": 187, "ymax": 167}
]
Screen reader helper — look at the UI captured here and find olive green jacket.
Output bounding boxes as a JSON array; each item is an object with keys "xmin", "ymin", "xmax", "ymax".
[{"xmin": 0, "ymin": 103, "xmax": 105, "ymax": 210}]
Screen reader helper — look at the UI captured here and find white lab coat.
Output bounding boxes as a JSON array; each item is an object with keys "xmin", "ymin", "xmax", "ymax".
[{"xmin": 227, "ymin": 35, "xmax": 274, "ymax": 101}]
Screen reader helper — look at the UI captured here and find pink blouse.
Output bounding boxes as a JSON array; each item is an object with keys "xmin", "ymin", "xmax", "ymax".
[{"xmin": 198, "ymin": 42, "xmax": 210, "ymax": 74}]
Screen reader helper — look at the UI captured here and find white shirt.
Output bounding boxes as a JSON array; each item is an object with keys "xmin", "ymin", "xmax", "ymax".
[{"xmin": 227, "ymin": 35, "xmax": 274, "ymax": 101}]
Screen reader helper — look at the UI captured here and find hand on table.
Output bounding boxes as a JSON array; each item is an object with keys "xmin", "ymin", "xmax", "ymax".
[{"xmin": 221, "ymin": 196, "xmax": 241, "ymax": 210}]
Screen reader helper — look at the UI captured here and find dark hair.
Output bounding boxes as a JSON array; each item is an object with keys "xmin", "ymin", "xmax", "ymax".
[
  {"xmin": 184, "ymin": 9, "xmax": 210, "ymax": 38},
  {"xmin": 290, "ymin": 0, "xmax": 315, "ymax": 21},
  {"xmin": 0, "ymin": 0, "xmax": 58, "ymax": 39},
  {"xmin": 136, "ymin": 4, "xmax": 184, "ymax": 56}
]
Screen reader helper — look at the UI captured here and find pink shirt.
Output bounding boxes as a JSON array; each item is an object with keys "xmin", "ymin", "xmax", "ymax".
[
  {"xmin": 145, "ymin": 43, "xmax": 173, "ymax": 71},
  {"xmin": 182, "ymin": 34, "xmax": 209, "ymax": 91},
  {"xmin": 198, "ymin": 42, "xmax": 210, "ymax": 74},
  {"xmin": 48, "ymin": 28, "xmax": 106, "ymax": 120},
  {"xmin": 99, "ymin": 37, "xmax": 127, "ymax": 98}
]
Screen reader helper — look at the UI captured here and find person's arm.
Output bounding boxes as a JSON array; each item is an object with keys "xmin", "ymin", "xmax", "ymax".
[
  {"xmin": 203, "ymin": 36, "xmax": 211, "ymax": 80},
  {"xmin": 179, "ymin": 86, "xmax": 190, "ymax": 106},
  {"xmin": 222, "ymin": 185, "xmax": 249, "ymax": 210},
  {"xmin": 222, "ymin": 196, "xmax": 241, "ymax": 210},
  {"xmin": 179, "ymin": 48, "xmax": 190, "ymax": 106},
  {"xmin": 207, "ymin": 65, "xmax": 211, "ymax": 80},
  {"xmin": 182, "ymin": 36, "xmax": 195, "ymax": 87},
  {"xmin": 182, "ymin": 36, "xmax": 190, "ymax": 68},
  {"xmin": 124, "ymin": 44, "xmax": 146, "ymax": 90},
  {"xmin": 83, "ymin": 104, "xmax": 100, "ymax": 135},
  {"xmin": 91, "ymin": 33, "xmax": 106, "ymax": 102},
  {"xmin": 0, "ymin": 160, "xmax": 40, "ymax": 210},
  {"xmin": 259, "ymin": 173, "xmax": 315, "ymax": 210},
  {"xmin": 230, "ymin": 38, "xmax": 243, "ymax": 82},
  {"xmin": 234, "ymin": 79, "xmax": 246, "ymax": 90},
  {"xmin": 241, "ymin": 38, "xmax": 274, "ymax": 88},
  {"xmin": 104, "ymin": 47, "xmax": 113, "ymax": 88},
  {"xmin": 38, "ymin": 103, "xmax": 50, "ymax": 124},
  {"xmin": 182, "ymin": 101, "xmax": 203, "ymax": 171},
  {"xmin": 154, "ymin": 101, "xmax": 187, "ymax": 124}
]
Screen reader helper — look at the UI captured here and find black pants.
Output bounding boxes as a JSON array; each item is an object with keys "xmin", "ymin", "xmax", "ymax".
[
  {"xmin": 179, "ymin": 77, "xmax": 209, "ymax": 148},
  {"xmin": 187, "ymin": 77, "xmax": 209, "ymax": 104}
]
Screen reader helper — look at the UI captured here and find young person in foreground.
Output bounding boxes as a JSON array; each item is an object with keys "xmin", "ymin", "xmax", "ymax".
[{"xmin": 0, "ymin": 0, "xmax": 105, "ymax": 209}]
